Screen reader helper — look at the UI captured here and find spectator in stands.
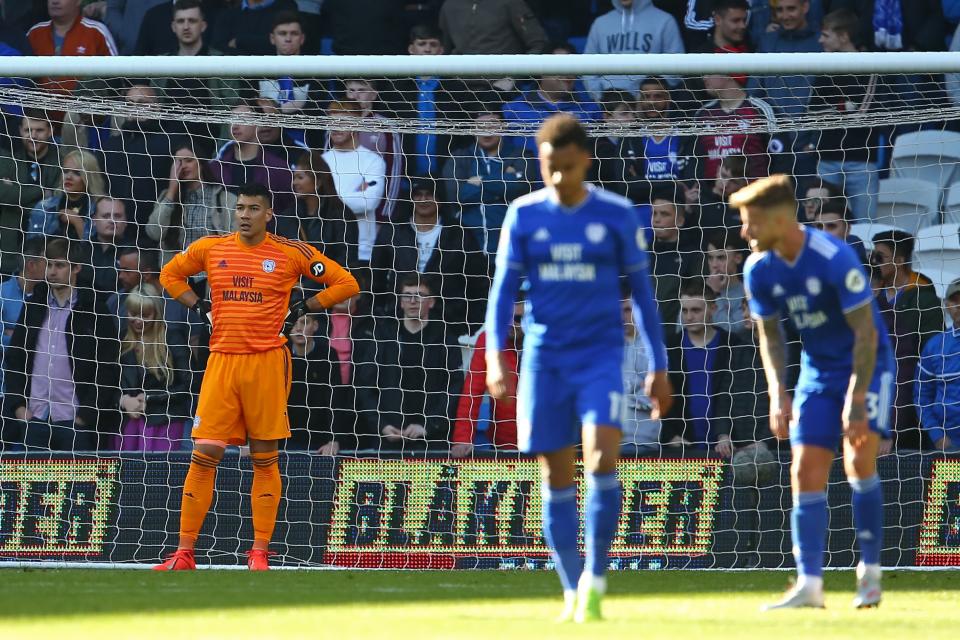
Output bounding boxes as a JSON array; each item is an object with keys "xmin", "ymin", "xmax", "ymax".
[
  {"xmin": 648, "ymin": 185, "xmax": 703, "ymax": 334},
  {"xmin": 503, "ymin": 63, "xmax": 602, "ymax": 151},
  {"xmin": 450, "ymin": 300, "xmax": 522, "ymax": 457},
  {"xmin": 439, "ymin": 0, "xmax": 547, "ymax": 54},
  {"xmin": 114, "ymin": 284, "xmax": 190, "ymax": 452},
  {"xmin": 593, "ymin": 91, "xmax": 637, "ymax": 195},
  {"xmin": 210, "ymin": 101, "xmax": 294, "ymax": 213},
  {"xmin": 320, "ymin": 100, "xmax": 386, "ymax": 265},
  {"xmin": 0, "ymin": 110, "xmax": 62, "ymax": 274},
  {"xmin": 87, "ymin": 196, "xmax": 132, "ymax": 294},
  {"xmin": 147, "ymin": 140, "xmax": 236, "ymax": 265},
  {"xmin": 96, "ymin": 0, "xmax": 167, "ymax": 56},
  {"xmin": 746, "ymin": 0, "xmax": 825, "ymax": 45},
  {"xmin": 800, "ymin": 177, "xmax": 841, "ymax": 223},
  {"xmin": 582, "ymin": 0, "xmax": 685, "ymax": 99},
  {"xmin": 370, "ymin": 179, "xmax": 489, "ymax": 338},
  {"xmin": 332, "ymin": 79, "xmax": 404, "ymax": 222},
  {"xmin": 285, "ymin": 151, "xmax": 359, "ymax": 269},
  {"xmin": 321, "ymin": 0, "xmax": 406, "ymax": 55},
  {"xmin": 97, "ymin": 82, "xmax": 181, "ymax": 227},
  {"xmin": 691, "ymin": 71, "xmax": 775, "ymax": 182},
  {"xmin": 368, "ymin": 274, "xmax": 463, "ymax": 451},
  {"xmin": 27, "ymin": 0, "xmax": 117, "ymax": 95},
  {"xmin": 704, "ymin": 231, "xmax": 750, "ymax": 339},
  {"xmin": 871, "ymin": 230, "xmax": 943, "ymax": 450},
  {"xmin": 107, "ymin": 248, "xmax": 173, "ymax": 340},
  {"xmin": 751, "ymin": 0, "xmax": 821, "ymax": 116},
  {"xmin": 326, "ymin": 289, "xmax": 379, "ymax": 450},
  {"xmin": 2, "ymin": 238, "xmax": 119, "ymax": 451},
  {"xmin": 152, "ymin": 0, "xmax": 241, "ymax": 113},
  {"xmin": 697, "ymin": 154, "xmax": 753, "ymax": 231},
  {"xmin": 808, "ymin": 9, "xmax": 902, "ymax": 222},
  {"xmin": 0, "ymin": 240, "xmax": 46, "ymax": 427},
  {"xmin": 814, "ymin": 196, "xmax": 869, "ymax": 266},
  {"xmin": 249, "ymin": 96, "xmax": 311, "ymax": 167},
  {"xmin": 710, "ymin": 0, "xmax": 752, "ymax": 55},
  {"xmin": 384, "ymin": 24, "xmax": 473, "ymax": 178},
  {"xmin": 442, "ymin": 111, "xmax": 537, "ymax": 254},
  {"xmin": 851, "ymin": 0, "xmax": 945, "ymax": 51},
  {"xmin": 661, "ymin": 278, "xmax": 754, "ymax": 458},
  {"xmin": 677, "ymin": 0, "xmax": 757, "ymax": 50},
  {"xmin": 27, "ymin": 148, "xmax": 106, "ymax": 241},
  {"xmin": 259, "ymin": 11, "xmax": 318, "ymax": 116},
  {"xmin": 732, "ymin": 296, "xmax": 776, "ymax": 488},
  {"xmin": 211, "ymin": 0, "xmax": 298, "ymax": 56},
  {"xmin": 916, "ymin": 278, "xmax": 960, "ymax": 451},
  {"xmin": 622, "ymin": 295, "xmax": 660, "ymax": 449},
  {"xmin": 286, "ymin": 311, "xmax": 351, "ymax": 454}
]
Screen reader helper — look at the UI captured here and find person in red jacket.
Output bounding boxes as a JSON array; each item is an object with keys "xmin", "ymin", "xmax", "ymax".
[
  {"xmin": 27, "ymin": 0, "xmax": 117, "ymax": 96},
  {"xmin": 450, "ymin": 300, "xmax": 523, "ymax": 456}
]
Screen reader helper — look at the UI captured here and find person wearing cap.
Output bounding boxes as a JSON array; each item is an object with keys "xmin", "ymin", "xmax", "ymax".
[
  {"xmin": 915, "ymin": 278, "xmax": 960, "ymax": 451},
  {"xmin": 369, "ymin": 178, "xmax": 489, "ymax": 338}
]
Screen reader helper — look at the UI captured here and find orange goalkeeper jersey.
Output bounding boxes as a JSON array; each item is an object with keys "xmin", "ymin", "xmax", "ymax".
[{"xmin": 159, "ymin": 233, "xmax": 360, "ymax": 354}]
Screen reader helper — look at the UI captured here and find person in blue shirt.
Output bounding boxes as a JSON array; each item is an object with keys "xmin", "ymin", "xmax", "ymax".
[
  {"xmin": 915, "ymin": 278, "xmax": 960, "ymax": 451},
  {"xmin": 732, "ymin": 175, "xmax": 894, "ymax": 610},
  {"xmin": 485, "ymin": 114, "xmax": 672, "ymax": 622},
  {"xmin": 502, "ymin": 65, "xmax": 602, "ymax": 154}
]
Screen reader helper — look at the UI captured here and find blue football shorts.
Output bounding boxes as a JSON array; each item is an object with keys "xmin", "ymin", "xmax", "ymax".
[
  {"xmin": 515, "ymin": 357, "xmax": 625, "ymax": 454},
  {"xmin": 791, "ymin": 361, "xmax": 895, "ymax": 450}
]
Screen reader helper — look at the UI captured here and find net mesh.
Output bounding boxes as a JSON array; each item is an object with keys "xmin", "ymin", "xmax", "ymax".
[{"xmin": 0, "ymin": 69, "xmax": 957, "ymax": 568}]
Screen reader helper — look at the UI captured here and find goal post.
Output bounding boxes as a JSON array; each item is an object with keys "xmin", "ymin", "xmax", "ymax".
[{"xmin": 0, "ymin": 52, "xmax": 958, "ymax": 569}]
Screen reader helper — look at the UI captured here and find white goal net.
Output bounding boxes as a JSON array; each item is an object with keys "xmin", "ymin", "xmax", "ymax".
[{"xmin": 0, "ymin": 53, "xmax": 958, "ymax": 569}]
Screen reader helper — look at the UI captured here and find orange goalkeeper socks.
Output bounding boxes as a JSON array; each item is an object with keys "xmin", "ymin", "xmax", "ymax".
[
  {"xmin": 251, "ymin": 451, "xmax": 282, "ymax": 550},
  {"xmin": 178, "ymin": 450, "xmax": 220, "ymax": 549}
]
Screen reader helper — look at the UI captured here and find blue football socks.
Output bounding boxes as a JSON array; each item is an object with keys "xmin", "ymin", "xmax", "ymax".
[
  {"xmin": 542, "ymin": 483, "xmax": 582, "ymax": 592},
  {"xmin": 849, "ymin": 474, "xmax": 883, "ymax": 566},
  {"xmin": 584, "ymin": 472, "xmax": 622, "ymax": 579},
  {"xmin": 792, "ymin": 491, "xmax": 828, "ymax": 579}
]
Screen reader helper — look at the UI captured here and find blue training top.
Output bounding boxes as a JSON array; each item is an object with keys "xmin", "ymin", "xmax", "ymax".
[
  {"xmin": 744, "ymin": 226, "xmax": 893, "ymax": 389},
  {"xmin": 486, "ymin": 184, "xmax": 667, "ymax": 371}
]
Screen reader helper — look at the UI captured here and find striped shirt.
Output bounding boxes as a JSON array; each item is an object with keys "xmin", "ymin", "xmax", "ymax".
[{"xmin": 159, "ymin": 233, "xmax": 359, "ymax": 354}]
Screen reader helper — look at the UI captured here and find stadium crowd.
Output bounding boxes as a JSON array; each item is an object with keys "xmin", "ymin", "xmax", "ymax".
[{"xmin": 1, "ymin": 0, "xmax": 960, "ymax": 463}]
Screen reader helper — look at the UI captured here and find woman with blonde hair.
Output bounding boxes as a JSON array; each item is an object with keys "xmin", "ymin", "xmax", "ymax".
[
  {"xmin": 113, "ymin": 284, "xmax": 192, "ymax": 452},
  {"xmin": 26, "ymin": 148, "xmax": 106, "ymax": 240}
]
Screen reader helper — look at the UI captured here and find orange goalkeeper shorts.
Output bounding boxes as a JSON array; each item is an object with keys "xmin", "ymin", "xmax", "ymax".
[{"xmin": 192, "ymin": 347, "xmax": 293, "ymax": 445}]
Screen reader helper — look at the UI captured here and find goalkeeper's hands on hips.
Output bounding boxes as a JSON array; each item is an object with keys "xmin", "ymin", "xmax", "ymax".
[
  {"xmin": 281, "ymin": 297, "xmax": 311, "ymax": 338},
  {"xmin": 192, "ymin": 299, "xmax": 212, "ymax": 332}
]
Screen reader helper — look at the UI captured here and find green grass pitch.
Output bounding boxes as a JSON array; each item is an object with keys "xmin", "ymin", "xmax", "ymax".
[{"xmin": 1, "ymin": 569, "xmax": 958, "ymax": 639}]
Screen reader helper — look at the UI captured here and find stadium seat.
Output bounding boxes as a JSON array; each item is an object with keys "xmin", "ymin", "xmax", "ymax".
[
  {"xmin": 914, "ymin": 224, "xmax": 960, "ymax": 280},
  {"xmin": 873, "ymin": 177, "xmax": 939, "ymax": 233},
  {"xmin": 890, "ymin": 130, "xmax": 960, "ymax": 197},
  {"xmin": 942, "ymin": 183, "xmax": 960, "ymax": 225},
  {"xmin": 849, "ymin": 222, "xmax": 908, "ymax": 252}
]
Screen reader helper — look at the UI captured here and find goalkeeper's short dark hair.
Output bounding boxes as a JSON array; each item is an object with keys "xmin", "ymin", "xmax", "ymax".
[
  {"xmin": 536, "ymin": 113, "xmax": 590, "ymax": 151},
  {"xmin": 237, "ymin": 182, "xmax": 274, "ymax": 206}
]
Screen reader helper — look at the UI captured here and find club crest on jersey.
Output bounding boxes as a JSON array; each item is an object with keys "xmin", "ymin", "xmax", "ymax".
[
  {"xmin": 262, "ymin": 259, "xmax": 276, "ymax": 273},
  {"xmin": 846, "ymin": 268, "xmax": 866, "ymax": 293},
  {"xmin": 772, "ymin": 284, "xmax": 785, "ymax": 297},
  {"xmin": 310, "ymin": 261, "xmax": 326, "ymax": 278},
  {"xmin": 193, "ymin": 416, "xmax": 201, "ymax": 427},
  {"xmin": 806, "ymin": 277, "xmax": 821, "ymax": 296},
  {"xmin": 635, "ymin": 227, "xmax": 647, "ymax": 250},
  {"xmin": 585, "ymin": 223, "xmax": 606, "ymax": 244}
]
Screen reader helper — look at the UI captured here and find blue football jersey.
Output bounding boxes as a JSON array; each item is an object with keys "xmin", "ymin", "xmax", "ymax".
[
  {"xmin": 487, "ymin": 184, "xmax": 667, "ymax": 371},
  {"xmin": 744, "ymin": 226, "xmax": 893, "ymax": 388}
]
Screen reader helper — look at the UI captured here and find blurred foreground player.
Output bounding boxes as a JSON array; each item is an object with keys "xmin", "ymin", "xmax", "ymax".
[
  {"xmin": 733, "ymin": 175, "xmax": 892, "ymax": 609},
  {"xmin": 485, "ymin": 114, "xmax": 672, "ymax": 622},
  {"xmin": 154, "ymin": 182, "xmax": 359, "ymax": 570}
]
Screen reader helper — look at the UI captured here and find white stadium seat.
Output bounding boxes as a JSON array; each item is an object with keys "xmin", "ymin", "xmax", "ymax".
[
  {"xmin": 914, "ymin": 224, "xmax": 960, "ymax": 280},
  {"xmin": 890, "ymin": 130, "xmax": 960, "ymax": 195},
  {"xmin": 942, "ymin": 182, "xmax": 960, "ymax": 225},
  {"xmin": 873, "ymin": 177, "xmax": 940, "ymax": 233}
]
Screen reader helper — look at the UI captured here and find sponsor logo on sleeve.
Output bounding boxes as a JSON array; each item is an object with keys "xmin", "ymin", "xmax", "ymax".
[
  {"xmin": 310, "ymin": 261, "xmax": 326, "ymax": 278},
  {"xmin": 845, "ymin": 268, "xmax": 866, "ymax": 293}
]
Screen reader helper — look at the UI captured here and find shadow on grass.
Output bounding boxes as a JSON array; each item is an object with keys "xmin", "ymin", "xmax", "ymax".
[{"xmin": 0, "ymin": 569, "xmax": 954, "ymax": 619}]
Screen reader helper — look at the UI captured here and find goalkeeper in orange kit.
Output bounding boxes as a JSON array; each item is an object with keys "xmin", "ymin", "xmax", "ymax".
[{"xmin": 154, "ymin": 182, "xmax": 359, "ymax": 571}]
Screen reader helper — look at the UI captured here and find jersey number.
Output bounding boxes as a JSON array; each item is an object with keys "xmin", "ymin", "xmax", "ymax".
[{"xmin": 865, "ymin": 392, "xmax": 879, "ymax": 421}]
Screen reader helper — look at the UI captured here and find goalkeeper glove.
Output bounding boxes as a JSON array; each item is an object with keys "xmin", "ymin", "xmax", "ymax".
[
  {"xmin": 192, "ymin": 299, "xmax": 213, "ymax": 332},
  {"xmin": 281, "ymin": 297, "xmax": 311, "ymax": 338}
]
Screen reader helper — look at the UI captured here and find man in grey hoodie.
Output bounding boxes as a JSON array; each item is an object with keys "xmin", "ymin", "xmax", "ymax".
[{"xmin": 583, "ymin": 0, "xmax": 686, "ymax": 100}]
